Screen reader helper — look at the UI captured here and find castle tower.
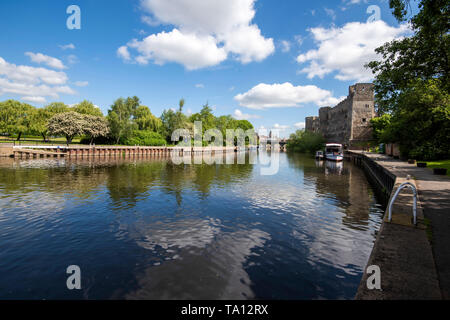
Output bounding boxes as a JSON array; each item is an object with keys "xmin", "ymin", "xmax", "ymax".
[{"xmin": 304, "ymin": 83, "xmax": 375, "ymax": 148}]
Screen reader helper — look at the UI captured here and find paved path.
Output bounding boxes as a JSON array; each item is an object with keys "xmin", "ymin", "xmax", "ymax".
[{"xmin": 355, "ymin": 152, "xmax": 449, "ymax": 299}]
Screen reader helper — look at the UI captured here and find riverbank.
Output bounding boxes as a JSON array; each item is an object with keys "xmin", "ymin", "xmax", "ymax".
[
  {"xmin": 0, "ymin": 144, "xmax": 255, "ymax": 158},
  {"xmin": 351, "ymin": 151, "xmax": 449, "ymax": 300}
]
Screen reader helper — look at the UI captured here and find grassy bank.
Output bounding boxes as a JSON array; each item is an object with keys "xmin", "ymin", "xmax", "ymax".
[{"xmin": 425, "ymin": 160, "xmax": 450, "ymax": 176}]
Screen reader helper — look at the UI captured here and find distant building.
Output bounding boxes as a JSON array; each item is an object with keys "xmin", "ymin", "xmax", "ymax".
[{"xmin": 305, "ymin": 83, "xmax": 376, "ymax": 148}]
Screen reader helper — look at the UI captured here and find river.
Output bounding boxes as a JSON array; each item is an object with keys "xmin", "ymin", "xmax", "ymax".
[{"xmin": 0, "ymin": 152, "xmax": 384, "ymax": 299}]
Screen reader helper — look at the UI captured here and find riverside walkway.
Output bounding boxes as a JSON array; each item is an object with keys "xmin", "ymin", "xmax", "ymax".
[{"xmin": 352, "ymin": 151, "xmax": 450, "ymax": 300}]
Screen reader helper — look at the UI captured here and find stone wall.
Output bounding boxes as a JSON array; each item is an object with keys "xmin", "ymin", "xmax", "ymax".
[{"xmin": 305, "ymin": 83, "xmax": 375, "ymax": 147}]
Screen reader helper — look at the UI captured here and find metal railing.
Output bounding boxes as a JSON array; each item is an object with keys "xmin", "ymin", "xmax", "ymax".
[{"xmin": 388, "ymin": 181, "xmax": 418, "ymax": 226}]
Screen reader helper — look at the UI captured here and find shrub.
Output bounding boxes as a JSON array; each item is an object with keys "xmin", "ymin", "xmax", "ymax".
[
  {"xmin": 286, "ymin": 130, "xmax": 325, "ymax": 154},
  {"xmin": 120, "ymin": 130, "xmax": 166, "ymax": 146}
]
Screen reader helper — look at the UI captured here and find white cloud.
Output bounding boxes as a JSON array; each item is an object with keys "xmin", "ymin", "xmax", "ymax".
[
  {"xmin": 25, "ymin": 52, "xmax": 66, "ymax": 70},
  {"xmin": 74, "ymin": 81, "xmax": 89, "ymax": 87},
  {"xmin": 273, "ymin": 123, "xmax": 290, "ymax": 130},
  {"xmin": 21, "ymin": 96, "xmax": 47, "ymax": 104},
  {"xmin": 117, "ymin": 46, "xmax": 131, "ymax": 61},
  {"xmin": 59, "ymin": 43, "xmax": 75, "ymax": 50},
  {"xmin": 280, "ymin": 40, "xmax": 291, "ymax": 53},
  {"xmin": 297, "ymin": 20, "xmax": 410, "ymax": 81},
  {"xmin": 126, "ymin": 29, "xmax": 228, "ymax": 70},
  {"xmin": 0, "ymin": 56, "xmax": 76, "ymax": 104},
  {"xmin": 195, "ymin": 83, "xmax": 204, "ymax": 88},
  {"xmin": 233, "ymin": 109, "xmax": 260, "ymax": 120},
  {"xmin": 234, "ymin": 82, "xmax": 344, "ymax": 109},
  {"xmin": 119, "ymin": 0, "xmax": 274, "ymax": 69},
  {"xmin": 294, "ymin": 122, "xmax": 306, "ymax": 129}
]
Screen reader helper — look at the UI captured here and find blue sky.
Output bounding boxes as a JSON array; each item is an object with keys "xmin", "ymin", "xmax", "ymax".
[{"xmin": 0, "ymin": 0, "xmax": 411, "ymax": 137}]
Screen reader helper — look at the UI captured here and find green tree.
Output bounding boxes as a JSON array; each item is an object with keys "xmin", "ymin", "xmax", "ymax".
[
  {"xmin": 378, "ymin": 79, "xmax": 450, "ymax": 159},
  {"xmin": 133, "ymin": 105, "xmax": 162, "ymax": 132},
  {"xmin": 29, "ymin": 102, "xmax": 69, "ymax": 141},
  {"xmin": 0, "ymin": 100, "xmax": 35, "ymax": 140},
  {"xmin": 287, "ymin": 130, "xmax": 326, "ymax": 154},
  {"xmin": 370, "ymin": 113, "xmax": 392, "ymax": 143},
  {"xmin": 72, "ymin": 100, "xmax": 103, "ymax": 117},
  {"xmin": 107, "ymin": 96, "xmax": 140, "ymax": 144},
  {"xmin": 368, "ymin": 0, "xmax": 449, "ymax": 114},
  {"xmin": 366, "ymin": 0, "xmax": 449, "ymax": 159},
  {"xmin": 47, "ymin": 111, "xmax": 86, "ymax": 144}
]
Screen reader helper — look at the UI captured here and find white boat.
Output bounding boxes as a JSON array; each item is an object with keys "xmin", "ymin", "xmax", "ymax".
[{"xmin": 325, "ymin": 143, "xmax": 344, "ymax": 161}]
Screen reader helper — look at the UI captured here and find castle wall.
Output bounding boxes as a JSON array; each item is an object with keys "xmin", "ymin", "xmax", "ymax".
[{"xmin": 305, "ymin": 83, "xmax": 375, "ymax": 147}]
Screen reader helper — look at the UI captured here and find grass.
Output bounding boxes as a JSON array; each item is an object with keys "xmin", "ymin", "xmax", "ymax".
[{"xmin": 425, "ymin": 160, "xmax": 450, "ymax": 176}]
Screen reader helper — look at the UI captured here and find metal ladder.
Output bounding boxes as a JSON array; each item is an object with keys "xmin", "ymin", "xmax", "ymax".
[{"xmin": 388, "ymin": 181, "xmax": 418, "ymax": 226}]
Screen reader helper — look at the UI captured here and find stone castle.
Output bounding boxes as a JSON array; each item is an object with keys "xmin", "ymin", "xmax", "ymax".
[{"xmin": 305, "ymin": 83, "xmax": 376, "ymax": 147}]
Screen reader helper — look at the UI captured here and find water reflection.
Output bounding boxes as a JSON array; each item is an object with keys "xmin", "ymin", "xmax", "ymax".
[{"xmin": 0, "ymin": 153, "xmax": 384, "ymax": 299}]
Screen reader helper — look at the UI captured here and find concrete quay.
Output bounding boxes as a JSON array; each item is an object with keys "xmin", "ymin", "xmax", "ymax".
[{"xmin": 351, "ymin": 151, "xmax": 449, "ymax": 300}]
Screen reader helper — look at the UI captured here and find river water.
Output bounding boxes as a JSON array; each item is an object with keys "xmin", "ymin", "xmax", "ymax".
[{"xmin": 0, "ymin": 152, "xmax": 384, "ymax": 299}]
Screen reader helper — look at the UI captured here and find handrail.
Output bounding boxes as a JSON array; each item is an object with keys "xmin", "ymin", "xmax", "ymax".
[{"xmin": 388, "ymin": 181, "xmax": 418, "ymax": 226}]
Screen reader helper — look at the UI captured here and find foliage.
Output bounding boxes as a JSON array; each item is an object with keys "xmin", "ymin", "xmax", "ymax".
[
  {"xmin": 134, "ymin": 105, "xmax": 162, "ymax": 132},
  {"xmin": 107, "ymin": 96, "xmax": 139, "ymax": 144},
  {"xmin": 72, "ymin": 100, "xmax": 103, "ymax": 117},
  {"xmin": 120, "ymin": 130, "xmax": 166, "ymax": 146},
  {"xmin": 368, "ymin": 0, "xmax": 449, "ymax": 114},
  {"xmin": 378, "ymin": 79, "xmax": 450, "ymax": 160},
  {"xmin": 0, "ymin": 100, "xmax": 35, "ymax": 140},
  {"xmin": 367, "ymin": 0, "xmax": 449, "ymax": 160},
  {"xmin": 47, "ymin": 111, "xmax": 87, "ymax": 144},
  {"xmin": 83, "ymin": 115, "xmax": 109, "ymax": 143},
  {"xmin": 370, "ymin": 113, "xmax": 392, "ymax": 143},
  {"xmin": 29, "ymin": 102, "xmax": 70, "ymax": 140},
  {"xmin": 287, "ymin": 130, "xmax": 326, "ymax": 154}
]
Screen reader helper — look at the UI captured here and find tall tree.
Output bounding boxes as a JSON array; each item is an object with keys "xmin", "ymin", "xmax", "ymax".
[
  {"xmin": 133, "ymin": 105, "xmax": 162, "ymax": 132},
  {"xmin": 366, "ymin": 0, "xmax": 449, "ymax": 159},
  {"xmin": 368, "ymin": 0, "xmax": 449, "ymax": 114},
  {"xmin": 29, "ymin": 102, "xmax": 69, "ymax": 141},
  {"xmin": 72, "ymin": 100, "xmax": 103, "ymax": 117},
  {"xmin": 0, "ymin": 100, "xmax": 35, "ymax": 140},
  {"xmin": 107, "ymin": 96, "xmax": 139, "ymax": 144}
]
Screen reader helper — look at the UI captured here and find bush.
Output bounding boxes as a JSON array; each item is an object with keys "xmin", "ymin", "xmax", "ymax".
[
  {"xmin": 286, "ymin": 130, "xmax": 325, "ymax": 154},
  {"xmin": 79, "ymin": 135, "xmax": 116, "ymax": 145},
  {"xmin": 120, "ymin": 130, "xmax": 166, "ymax": 146}
]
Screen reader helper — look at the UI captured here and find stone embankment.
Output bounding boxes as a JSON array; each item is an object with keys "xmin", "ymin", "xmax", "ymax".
[{"xmin": 349, "ymin": 151, "xmax": 449, "ymax": 300}]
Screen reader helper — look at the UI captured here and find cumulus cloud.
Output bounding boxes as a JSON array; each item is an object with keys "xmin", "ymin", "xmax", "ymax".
[
  {"xmin": 296, "ymin": 20, "xmax": 410, "ymax": 82},
  {"xmin": 118, "ymin": 0, "xmax": 274, "ymax": 69},
  {"xmin": 234, "ymin": 82, "xmax": 344, "ymax": 109},
  {"xmin": 195, "ymin": 83, "xmax": 204, "ymax": 88},
  {"xmin": 117, "ymin": 46, "xmax": 131, "ymax": 61},
  {"xmin": 233, "ymin": 109, "xmax": 261, "ymax": 120},
  {"xmin": 59, "ymin": 43, "xmax": 75, "ymax": 50},
  {"xmin": 0, "ymin": 56, "xmax": 76, "ymax": 104},
  {"xmin": 25, "ymin": 52, "xmax": 66, "ymax": 70},
  {"xmin": 126, "ymin": 29, "xmax": 227, "ymax": 70}
]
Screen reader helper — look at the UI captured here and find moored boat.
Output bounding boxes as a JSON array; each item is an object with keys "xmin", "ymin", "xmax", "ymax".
[{"xmin": 325, "ymin": 143, "xmax": 344, "ymax": 161}]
